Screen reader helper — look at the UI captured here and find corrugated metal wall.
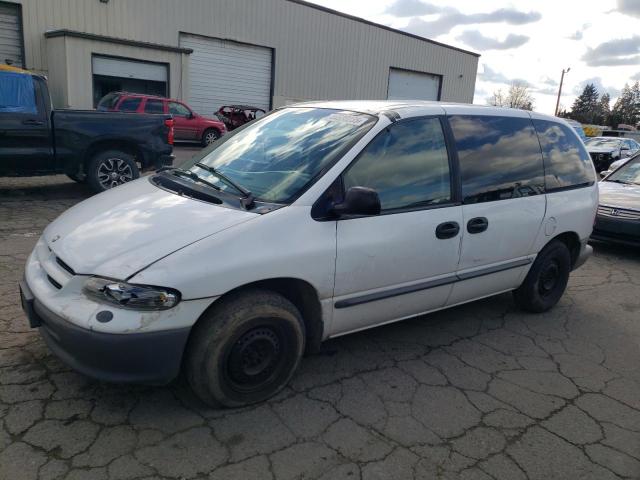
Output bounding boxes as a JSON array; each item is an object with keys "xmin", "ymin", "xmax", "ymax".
[{"xmin": 12, "ymin": 0, "xmax": 478, "ymax": 105}]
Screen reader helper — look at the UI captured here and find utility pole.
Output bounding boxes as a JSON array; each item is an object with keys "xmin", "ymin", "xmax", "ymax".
[{"xmin": 554, "ymin": 67, "xmax": 570, "ymax": 116}]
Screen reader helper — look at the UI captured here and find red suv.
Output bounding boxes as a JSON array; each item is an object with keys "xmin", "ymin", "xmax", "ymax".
[{"xmin": 98, "ymin": 92, "xmax": 226, "ymax": 146}]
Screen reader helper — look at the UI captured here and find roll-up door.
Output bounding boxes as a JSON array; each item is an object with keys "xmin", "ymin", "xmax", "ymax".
[
  {"xmin": 180, "ymin": 34, "xmax": 272, "ymax": 115},
  {"xmin": 0, "ymin": 3, "xmax": 23, "ymax": 67},
  {"xmin": 388, "ymin": 68, "xmax": 441, "ymax": 101}
]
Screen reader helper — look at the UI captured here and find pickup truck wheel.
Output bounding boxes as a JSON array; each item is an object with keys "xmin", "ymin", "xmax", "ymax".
[
  {"xmin": 202, "ymin": 129, "xmax": 220, "ymax": 147},
  {"xmin": 186, "ymin": 289, "xmax": 305, "ymax": 408},
  {"xmin": 87, "ymin": 150, "xmax": 139, "ymax": 192},
  {"xmin": 513, "ymin": 240, "xmax": 571, "ymax": 313}
]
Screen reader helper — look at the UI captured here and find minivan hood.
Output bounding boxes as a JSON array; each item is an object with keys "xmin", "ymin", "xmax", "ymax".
[
  {"xmin": 43, "ymin": 178, "xmax": 258, "ymax": 279},
  {"xmin": 598, "ymin": 180, "xmax": 640, "ymax": 211}
]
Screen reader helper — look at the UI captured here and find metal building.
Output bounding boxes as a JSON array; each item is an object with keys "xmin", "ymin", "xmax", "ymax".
[{"xmin": 2, "ymin": 0, "xmax": 479, "ymax": 113}]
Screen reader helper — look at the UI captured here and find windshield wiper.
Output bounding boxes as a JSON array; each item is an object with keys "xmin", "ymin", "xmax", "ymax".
[
  {"xmin": 195, "ymin": 162, "xmax": 255, "ymax": 209},
  {"xmin": 607, "ymin": 179, "xmax": 631, "ymax": 185},
  {"xmin": 158, "ymin": 167, "xmax": 222, "ymax": 191}
]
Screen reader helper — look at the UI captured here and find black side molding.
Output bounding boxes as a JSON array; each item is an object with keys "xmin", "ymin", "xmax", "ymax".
[{"xmin": 334, "ymin": 258, "xmax": 533, "ymax": 309}]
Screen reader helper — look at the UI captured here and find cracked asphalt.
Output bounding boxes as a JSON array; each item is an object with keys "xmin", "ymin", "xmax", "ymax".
[{"xmin": 1, "ymin": 167, "xmax": 640, "ymax": 480}]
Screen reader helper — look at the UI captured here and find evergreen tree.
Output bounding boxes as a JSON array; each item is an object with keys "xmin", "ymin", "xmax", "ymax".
[
  {"xmin": 611, "ymin": 83, "xmax": 635, "ymax": 127},
  {"xmin": 597, "ymin": 93, "xmax": 610, "ymax": 126},
  {"xmin": 569, "ymin": 84, "xmax": 599, "ymax": 124}
]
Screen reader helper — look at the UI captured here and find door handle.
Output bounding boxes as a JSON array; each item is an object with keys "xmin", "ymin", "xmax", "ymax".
[
  {"xmin": 467, "ymin": 217, "xmax": 489, "ymax": 234},
  {"xmin": 435, "ymin": 221, "xmax": 460, "ymax": 239},
  {"xmin": 22, "ymin": 119, "xmax": 45, "ymax": 126}
]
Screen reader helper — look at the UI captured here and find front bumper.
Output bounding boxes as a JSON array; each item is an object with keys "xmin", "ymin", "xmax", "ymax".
[
  {"xmin": 20, "ymin": 236, "xmax": 215, "ymax": 384},
  {"xmin": 592, "ymin": 215, "xmax": 640, "ymax": 247},
  {"xmin": 20, "ymin": 278, "xmax": 190, "ymax": 384}
]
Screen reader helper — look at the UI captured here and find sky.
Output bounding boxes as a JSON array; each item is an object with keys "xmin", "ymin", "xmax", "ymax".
[{"xmin": 307, "ymin": 0, "xmax": 640, "ymax": 114}]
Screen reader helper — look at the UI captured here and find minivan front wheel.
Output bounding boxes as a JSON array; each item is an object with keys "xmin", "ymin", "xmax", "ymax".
[
  {"xmin": 186, "ymin": 289, "xmax": 305, "ymax": 408},
  {"xmin": 513, "ymin": 240, "xmax": 571, "ymax": 313}
]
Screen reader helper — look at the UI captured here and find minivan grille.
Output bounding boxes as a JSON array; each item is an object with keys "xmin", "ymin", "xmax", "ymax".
[
  {"xmin": 47, "ymin": 275, "xmax": 62, "ymax": 289},
  {"xmin": 55, "ymin": 256, "xmax": 75, "ymax": 275},
  {"xmin": 597, "ymin": 205, "xmax": 640, "ymax": 220}
]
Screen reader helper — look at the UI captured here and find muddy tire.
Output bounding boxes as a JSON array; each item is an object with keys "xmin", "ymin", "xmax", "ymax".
[
  {"xmin": 513, "ymin": 240, "xmax": 571, "ymax": 313},
  {"xmin": 186, "ymin": 289, "xmax": 305, "ymax": 408}
]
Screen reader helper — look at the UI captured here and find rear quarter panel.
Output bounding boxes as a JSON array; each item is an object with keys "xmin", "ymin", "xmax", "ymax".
[
  {"xmin": 533, "ymin": 186, "xmax": 598, "ymax": 252},
  {"xmin": 51, "ymin": 110, "xmax": 173, "ymax": 171}
]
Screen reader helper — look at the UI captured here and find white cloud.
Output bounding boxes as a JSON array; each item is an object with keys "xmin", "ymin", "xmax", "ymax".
[
  {"xmin": 384, "ymin": 0, "xmax": 440, "ymax": 17},
  {"xmin": 402, "ymin": 6, "xmax": 541, "ymax": 37},
  {"xmin": 582, "ymin": 36, "xmax": 640, "ymax": 66},
  {"xmin": 617, "ymin": 0, "xmax": 640, "ymax": 18},
  {"xmin": 456, "ymin": 31, "xmax": 529, "ymax": 50}
]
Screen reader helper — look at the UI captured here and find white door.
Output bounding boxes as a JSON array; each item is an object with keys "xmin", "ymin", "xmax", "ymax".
[
  {"xmin": 0, "ymin": 3, "xmax": 23, "ymax": 67},
  {"xmin": 387, "ymin": 68, "xmax": 441, "ymax": 101},
  {"xmin": 180, "ymin": 34, "xmax": 272, "ymax": 116},
  {"xmin": 330, "ymin": 117, "xmax": 462, "ymax": 337},
  {"xmin": 446, "ymin": 114, "xmax": 547, "ymax": 305}
]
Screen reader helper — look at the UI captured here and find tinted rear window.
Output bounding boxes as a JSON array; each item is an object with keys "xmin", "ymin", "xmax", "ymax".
[
  {"xmin": 145, "ymin": 99, "xmax": 165, "ymax": 114},
  {"xmin": 449, "ymin": 115, "xmax": 545, "ymax": 204},
  {"xmin": 118, "ymin": 97, "xmax": 142, "ymax": 112},
  {"xmin": 533, "ymin": 120, "xmax": 595, "ymax": 191}
]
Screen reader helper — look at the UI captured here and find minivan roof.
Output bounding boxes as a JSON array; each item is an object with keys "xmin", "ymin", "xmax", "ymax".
[{"xmin": 289, "ymin": 100, "xmax": 561, "ymax": 122}]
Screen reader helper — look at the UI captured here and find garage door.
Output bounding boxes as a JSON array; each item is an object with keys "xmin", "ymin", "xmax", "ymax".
[
  {"xmin": 92, "ymin": 55, "xmax": 168, "ymax": 106},
  {"xmin": 387, "ymin": 68, "xmax": 441, "ymax": 101},
  {"xmin": 0, "ymin": 2, "xmax": 23, "ymax": 67},
  {"xmin": 180, "ymin": 34, "xmax": 272, "ymax": 116}
]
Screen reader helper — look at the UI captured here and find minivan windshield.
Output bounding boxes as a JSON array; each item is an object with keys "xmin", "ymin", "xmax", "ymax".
[
  {"xmin": 182, "ymin": 107, "xmax": 377, "ymax": 203},
  {"xmin": 606, "ymin": 156, "xmax": 640, "ymax": 185}
]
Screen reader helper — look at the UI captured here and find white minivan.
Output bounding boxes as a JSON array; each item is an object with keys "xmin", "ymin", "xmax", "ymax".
[{"xmin": 21, "ymin": 101, "xmax": 597, "ymax": 407}]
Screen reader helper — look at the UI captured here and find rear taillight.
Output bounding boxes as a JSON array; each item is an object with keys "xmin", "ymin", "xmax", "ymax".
[{"xmin": 165, "ymin": 119, "xmax": 174, "ymax": 145}]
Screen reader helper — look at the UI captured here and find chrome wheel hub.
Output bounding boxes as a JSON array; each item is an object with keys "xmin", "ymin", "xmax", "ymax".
[{"xmin": 97, "ymin": 158, "xmax": 133, "ymax": 189}]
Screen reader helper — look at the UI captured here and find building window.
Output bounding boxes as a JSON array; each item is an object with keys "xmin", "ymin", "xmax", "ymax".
[{"xmin": 91, "ymin": 55, "xmax": 168, "ymax": 107}]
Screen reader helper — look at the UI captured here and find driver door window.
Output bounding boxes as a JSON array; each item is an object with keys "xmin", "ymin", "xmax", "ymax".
[{"xmin": 342, "ymin": 118, "xmax": 452, "ymax": 211}]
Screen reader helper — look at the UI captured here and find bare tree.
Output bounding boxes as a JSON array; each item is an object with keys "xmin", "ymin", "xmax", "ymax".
[{"xmin": 487, "ymin": 82, "xmax": 535, "ymax": 110}]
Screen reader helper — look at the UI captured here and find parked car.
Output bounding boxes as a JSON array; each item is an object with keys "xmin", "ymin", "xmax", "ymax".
[
  {"xmin": 215, "ymin": 105, "xmax": 266, "ymax": 131},
  {"xmin": 592, "ymin": 155, "xmax": 640, "ymax": 246},
  {"xmin": 584, "ymin": 136, "xmax": 640, "ymax": 172},
  {"xmin": 0, "ymin": 66, "xmax": 174, "ymax": 192},
  {"xmin": 20, "ymin": 102, "xmax": 597, "ymax": 407},
  {"xmin": 98, "ymin": 92, "xmax": 226, "ymax": 146},
  {"xmin": 599, "ymin": 153, "xmax": 637, "ymax": 178}
]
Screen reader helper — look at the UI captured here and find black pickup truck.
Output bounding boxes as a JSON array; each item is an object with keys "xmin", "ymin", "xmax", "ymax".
[{"xmin": 0, "ymin": 66, "xmax": 174, "ymax": 191}]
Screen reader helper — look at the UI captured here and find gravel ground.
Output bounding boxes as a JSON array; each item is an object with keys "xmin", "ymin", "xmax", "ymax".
[{"xmin": 1, "ymin": 160, "xmax": 639, "ymax": 480}]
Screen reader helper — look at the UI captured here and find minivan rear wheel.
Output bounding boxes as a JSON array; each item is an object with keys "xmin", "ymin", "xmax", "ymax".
[
  {"xmin": 513, "ymin": 240, "xmax": 571, "ymax": 313},
  {"xmin": 186, "ymin": 289, "xmax": 305, "ymax": 408}
]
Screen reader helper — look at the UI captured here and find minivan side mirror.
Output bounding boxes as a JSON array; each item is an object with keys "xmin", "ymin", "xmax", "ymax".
[{"xmin": 331, "ymin": 186, "xmax": 381, "ymax": 217}]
